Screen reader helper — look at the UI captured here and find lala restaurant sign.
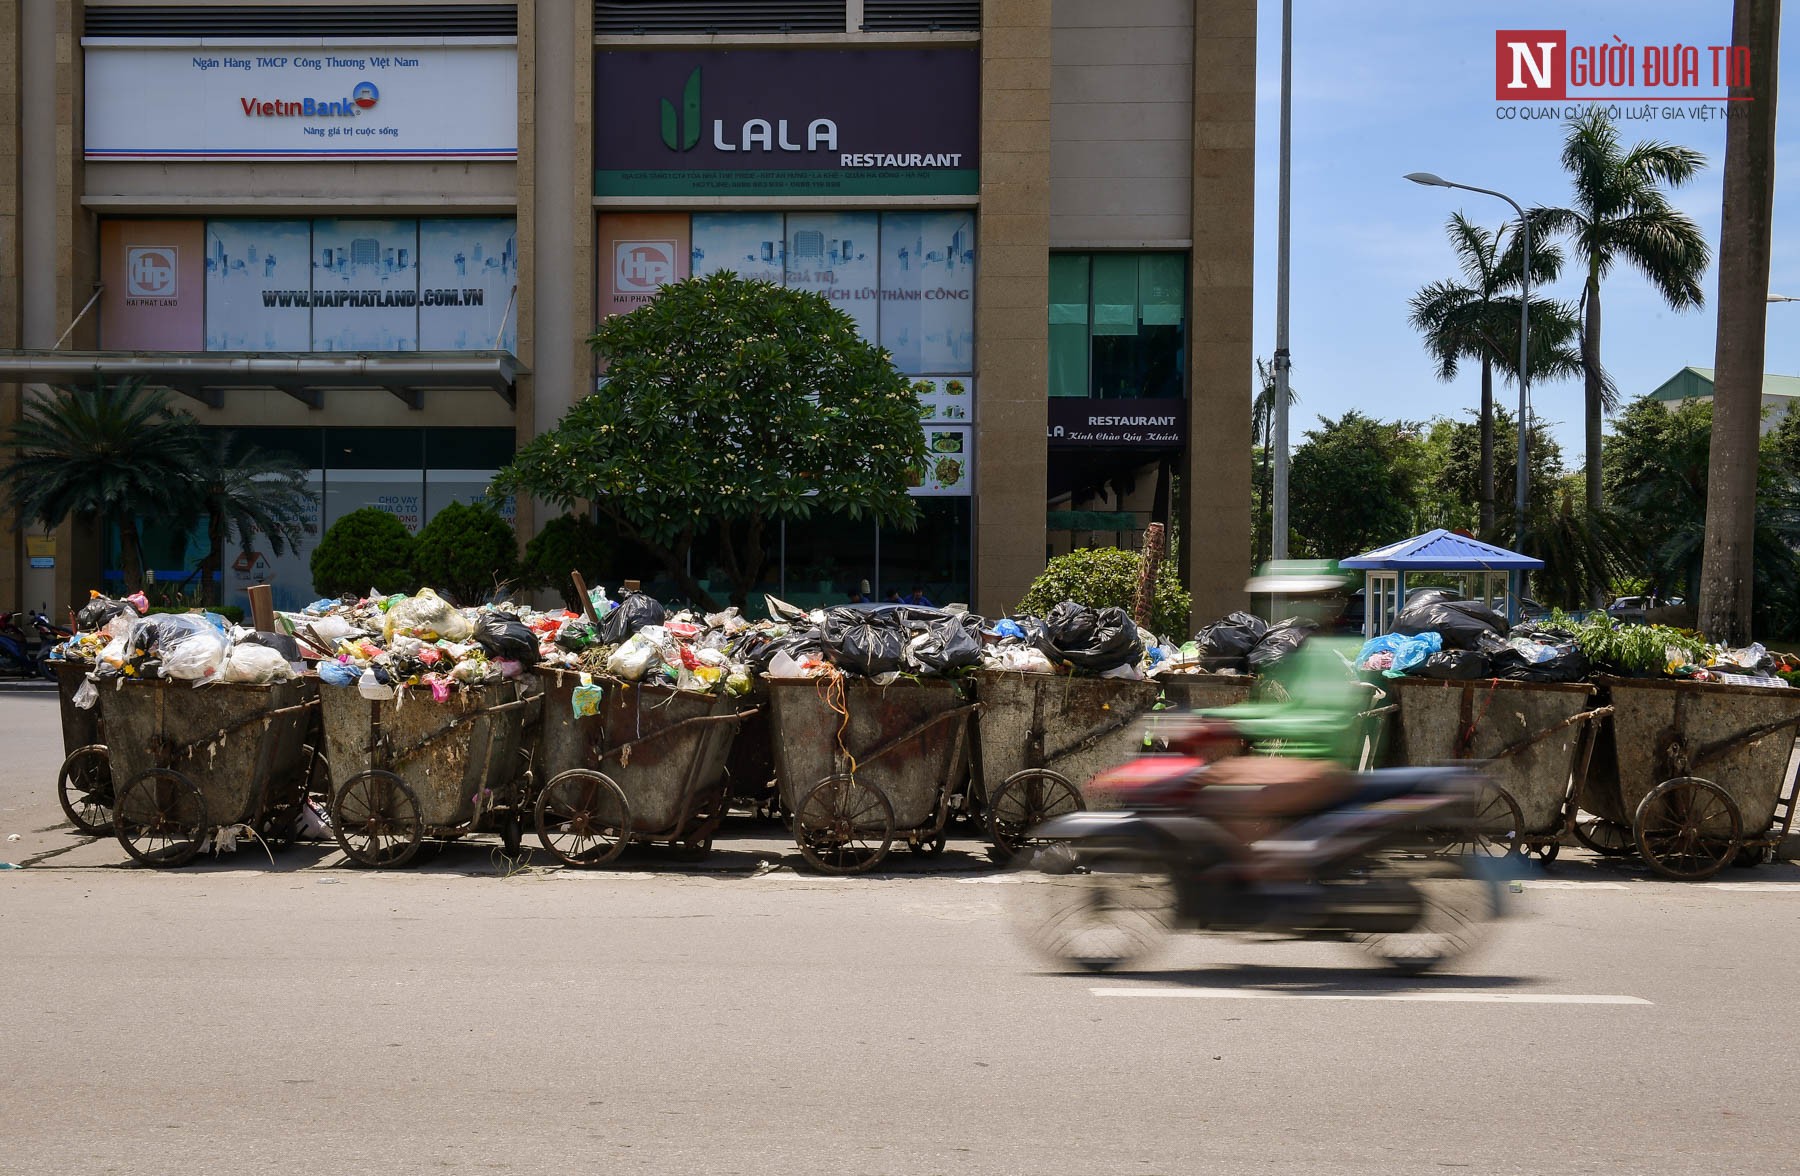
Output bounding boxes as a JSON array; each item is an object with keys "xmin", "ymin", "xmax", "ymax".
[
  {"xmin": 1048, "ymin": 399, "xmax": 1187, "ymax": 448},
  {"xmin": 83, "ymin": 42, "xmax": 516, "ymax": 160}
]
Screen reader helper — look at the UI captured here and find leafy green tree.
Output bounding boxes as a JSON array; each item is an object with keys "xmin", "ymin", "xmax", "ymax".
[
  {"xmin": 1431, "ymin": 410, "xmax": 1565, "ymax": 539},
  {"xmin": 310, "ymin": 507, "xmax": 416, "ymax": 598},
  {"xmin": 1605, "ymin": 396, "xmax": 1800, "ymax": 638},
  {"xmin": 1016, "ymin": 546, "xmax": 1191, "ymax": 639},
  {"xmin": 188, "ymin": 431, "xmax": 315, "ymax": 606},
  {"xmin": 1408, "ymin": 214, "xmax": 1577, "ymax": 532},
  {"xmin": 1531, "ymin": 109, "xmax": 1711, "ymax": 516},
  {"xmin": 494, "ymin": 272, "xmax": 927, "ymax": 609},
  {"xmin": 412, "ymin": 501, "xmax": 519, "ymax": 605},
  {"xmin": 1289, "ymin": 412, "xmax": 1430, "ymax": 558},
  {"xmin": 0, "ymin": 378, "xmax": 198, "ymax": 592},
  {"xmin": 522, "ymin": 513, "xmax": 616, "ymax": 610}
]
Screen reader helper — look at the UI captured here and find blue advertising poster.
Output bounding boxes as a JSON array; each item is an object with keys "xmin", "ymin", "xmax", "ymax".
[
  {"xmin": 205, "ymin": 219, "xmax": 313, "ymax": 351},
  {"xmin": 689, "ymin": 212, "xmax": 785, "ymax": 284},
  {"xmin": 878, "ymin": 211, "xmax": 975, "ymax": 374},
  {"xmin": 310, "ymin": 217, "xmax": 419, "ymax": 351},
  {"xmin": 418, "ymin": 218, "xmax": 520, "ymax": 352},
  {"xmin": 784, "ymin": 211, "xmax": 879, "ymax": 343}
]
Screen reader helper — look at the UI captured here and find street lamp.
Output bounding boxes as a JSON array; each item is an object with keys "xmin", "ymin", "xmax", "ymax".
[
  {"xmin": 1406, "ymin": 172, "xmax": 1533, "ymax": 557},
  {"xmin": 1771, "ymin": 294, "xmax": 1799, "ymax": 303}
]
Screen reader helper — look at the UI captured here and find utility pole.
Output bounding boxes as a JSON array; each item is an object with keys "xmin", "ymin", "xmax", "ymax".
[{"xmin": 1270, "ymin": 0, "xmax": 1293, "ymax": 560}]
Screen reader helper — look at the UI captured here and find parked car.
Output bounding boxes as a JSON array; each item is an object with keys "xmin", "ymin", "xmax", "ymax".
[{"xmin": 1607, "ymin": 595, "xmax": 1683, "ymax": 625}]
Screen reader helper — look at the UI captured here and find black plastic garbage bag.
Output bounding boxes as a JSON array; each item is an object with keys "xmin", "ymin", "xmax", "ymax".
[
  {"xmin": 1194, "ymin": 611, "xmax": 1270, "ymax": 659},
  {"xmin": 1392, "ymin": 600, "xmax": 1509, "ymax": 650},
  {"xmin": 1412, "ymin": 649, "xmax": 1494, "ymax": 680},
  {"xmin": 1491, "ymin": 641, "xmax": 1589, "ymax": 683},
  {"xmin": 239, "ymin": 630, "xmax": 301, "ymax": 662},
  {"xmin": 905, "ymin": 613, "xmax": 983, "ymax": 673},
  {"xmin": 735, "ymin": 627, "xmax": 824, "ymax": 674},
  {"xmin": 1038, "ymin": 601, "xmax": 1144, "ymax": 673},
  {"xmin": 821, "ymin": 606, "xmax": 907, "ymax": 676},
  {"xmin": 77, "ymin": 595, "xmax": 134, "ymax": 630},
  {"xmin": 1403, "ymin": 588, "xmax": 1462, "ymax": 611},
  {"xmin": 600, "ymin": 592, "xmax": 666, "ymax": 645},
  {"xmin": 555, "ymin": 620, "xmax": 598, "ymax": 652},
  {"xmin": 473, "ymin": 612, "xmax": 538, "ymax": 662},
  {"xmin": 1247, "ymin": 617, "xmax": 1318, "ymax": 670}
]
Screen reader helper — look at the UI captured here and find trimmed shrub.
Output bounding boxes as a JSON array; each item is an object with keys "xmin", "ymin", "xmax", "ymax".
[
  {"xmin": 310, "ymin": 507, "xmax": 416, "ymax": 598},
  {"xmin": 1016, "ymin": 546, "xmax": 1191, "ymax": 639},
  {"xmin": 522, "ymin": 514, "xmax": 615, "ymax": 610},
  {"xmin": 411, "ymin": 501, "xmax": 519, "ymax": 606}
]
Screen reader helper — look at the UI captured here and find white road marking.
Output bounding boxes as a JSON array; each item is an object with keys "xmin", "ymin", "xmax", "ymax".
[
  {"xmin": 1519, "ymin": 880, "xmax": 1630, "ymax": 890},
  {"xmin": 1701, "ymin": 882, "xmax": 1800, "ymax": 892},
  {"xmin": 1091, "ymin": 987, "xmax": 1651, "ymax": 1006}
]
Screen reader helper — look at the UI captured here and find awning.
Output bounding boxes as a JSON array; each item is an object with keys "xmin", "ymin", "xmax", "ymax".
[{"xmin": 0, "ymin": 349, "xmax": 526, "ymax": 409}]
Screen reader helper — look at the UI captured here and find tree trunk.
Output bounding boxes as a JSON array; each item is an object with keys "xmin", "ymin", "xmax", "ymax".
[
  {"xmin": 1478, "ymin": 355, "xmax": 1495, "ymax": 535},
  {"xmin": 207, "ymin": 510, "xmax": 225, "ymax": 606},
  {"xmin": 1699, "ymin": 0, "xmax": 1780, "ymax": 644},
  {"xmin": 117, "ymin": 514, "xmax": 144, "ymax": 594}
]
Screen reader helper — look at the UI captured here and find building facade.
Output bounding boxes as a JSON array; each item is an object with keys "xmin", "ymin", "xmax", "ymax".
[{"xmin": 0, "ymin": 0, "xmax": 1254, "ymax": 623}]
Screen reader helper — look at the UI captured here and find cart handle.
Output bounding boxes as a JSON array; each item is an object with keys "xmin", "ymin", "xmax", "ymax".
[
  {"xmin": 844, "ymin": 701, "xmax": 984, "ymax": 771},
  {"xmin": 159, "ymin": 696, "xmax": 318, "ymax": 765},
  {"xmin": 1041, "ymin": 702, "xmax": 1165, "ymax": 769},
  {"xmin": 593, "ymin": 706, "xmax": 762, "ymax": 764},
  {"xmin": 1689, "ymin": 709, "xmax": 1800, "ymax": 772},
  {"xmin": 376, "ymin": 697, "xmax": 527, "ymax": 766},
  {"xmin": 1476, "ymin": 704, "xmax": 1615, "ymax": 764}
]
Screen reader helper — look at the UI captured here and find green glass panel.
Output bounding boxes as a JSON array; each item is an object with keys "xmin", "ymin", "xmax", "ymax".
[
  {"xmin": 1048, "ymin": 254, "xmax": 1089, "ymax": 326},
  {"xmin": 1049, "ymin": 323, "xmax": 1088, "ymax": 398},
  {"xmin": 1091, "ymin": 254, "xmax": 1138, "ymax": 336},
  {"xmin": 1139, "ymin": 253, "xmax": 1185, "ymax": 326}
]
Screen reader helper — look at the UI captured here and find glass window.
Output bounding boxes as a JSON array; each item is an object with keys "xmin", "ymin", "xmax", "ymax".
[
  {"xmin": 1047, "ymin": 252, "xmax": 1187, "ymax": 400},
  {"xmin": 877, "ymin": 499, "xmax": 971, "ymax": 607},
  {"xmin": 781, "ymin": 513, "xmax": 877, "ymax": 612}
]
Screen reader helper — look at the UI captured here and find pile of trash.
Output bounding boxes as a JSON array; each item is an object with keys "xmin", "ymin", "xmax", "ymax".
[
  {"xmin": 736, "ymin": 599, "xmax": 985, "ymax": 682},
  {"xmin": 1351, "ymin": 594, "xmax": 1791, "ymax": 689},
  {"xmin": 1167, "ymin": 611, "xmax": 1316, "ymax": 677},
  {"xmin": 55, "ymin": 592, "xmax": 306, "ymax": 695}
]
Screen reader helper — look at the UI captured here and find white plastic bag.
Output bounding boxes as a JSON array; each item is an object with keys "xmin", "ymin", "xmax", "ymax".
[
  {"xmin": 767, "ymin": 650, "xmax": 809, "ymax": 679},
  {"xmin": 605, "ymin": 633, "xmax": 661, "ymax": 682},
  {"xmin": 383, "ymin": 588, "xmax": 474, "ymax": 642},
  {"xmin": 161, "ymin": 629, "xmax": 231, "ymax": 682},
  {"xmin": 73, "ymin": 678, "xmax": 99, "ymax": 709},
  {"xmin": 222, "ymin": 643, "xmax": 294, "ymax": 684}
]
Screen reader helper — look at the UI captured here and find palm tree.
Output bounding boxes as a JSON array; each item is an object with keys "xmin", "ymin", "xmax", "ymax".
[
  {"xmin": 186, "ymin": 432, "xmax": 315, "ymax": 606},
  {"xmin": 1408, "ymin": 213, "xmax": 1577, "ymax": 533},
  {"xmin": 0, "ymin": 379, "xmax": 198, "ymax": 592},
  {"xmin": 1531, "ymin": 108, "xmax": 1711, "ymax": 516},
  {"xmin": 1252, "ymin": 356, "xmax": 1296, "ymax": 562},
  {"xmin": 1698, "ymin": 0, "xmax": 1780, "ymax": 644}
]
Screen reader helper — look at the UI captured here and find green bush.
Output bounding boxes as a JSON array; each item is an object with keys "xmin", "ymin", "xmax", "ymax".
[
  {"xmin": 1016, "ymin": 546, "xmax": 1192, "ymax": 639},
  {"xmin": 522, "ymin": 514, "xmax": 614, "ymax": 610},
  {"xmin": 310, "ymin": 507, "xmax": 417, "ymax": 599},
  {"xmin": 411, "ymin": 501, "xmax": 519, "ymax": 606}
]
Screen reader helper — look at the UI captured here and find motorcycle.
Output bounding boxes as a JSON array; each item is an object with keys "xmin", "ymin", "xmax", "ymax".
[
  {"xmin": 1010, "ymin": 752, "xmax": 1506, "ymax": 975},
  {"xmin": 0, "ymin": 613, "xmax": 48, "ymax": 679}
]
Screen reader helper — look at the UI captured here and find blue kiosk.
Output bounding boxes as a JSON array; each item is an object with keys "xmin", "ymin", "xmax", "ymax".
[{"xmin": 1341, "ymin": 528, "xmax": 1543, "ymax": 636}]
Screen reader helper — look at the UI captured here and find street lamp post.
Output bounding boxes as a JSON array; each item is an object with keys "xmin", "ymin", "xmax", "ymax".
[
  {"xmin": 1405, "ymin": 172, "xmax": 1532, "ymax": 556},
  {"xmin": 1770, "ymin": 294, "xmax": 1800, "ymax": 303}
]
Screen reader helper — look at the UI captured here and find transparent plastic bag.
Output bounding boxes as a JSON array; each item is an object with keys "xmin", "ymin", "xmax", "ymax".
[
  {"xmin": 383, "ymin": 588, "xmax": 474, "ymax": 642},
  {"xmin": 221, "ymin": 643, "xmax": 293, "ymax": 684}
]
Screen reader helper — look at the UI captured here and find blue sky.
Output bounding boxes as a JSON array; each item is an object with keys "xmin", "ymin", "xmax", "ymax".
[{"xmin": 1252, "ymin": 1, "xmax": 1798, "ymax": 460}]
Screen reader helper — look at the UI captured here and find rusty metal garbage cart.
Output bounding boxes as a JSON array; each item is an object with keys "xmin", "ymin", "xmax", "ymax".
[
  {"xmin": 766, "ymin": 674, "xmax": 980, "ymax": 874},
  {"xmin": 530, "ymin": 667, "xmax": 758, "ymax": 866},
  {"xmin": 53, "ymin": 660, "xmax": 115, "ymax": 834},
  {"xmin": 319, "ymin": 680, "xmax": 535, "ymax": 869},
  {"xmin": 972, "ymin": 670, "xmax": 1253, "ymax": 857},
  {"xmin": 100, "ymin": 677, "xmax": 317, "ymax": 868},
  {"xmin": 1579, "ymin": 676, "xmax": 1800, "ymax": 880},
  {"xmin": 1391, "ymin": 677, "xmax": 1610, "ymax": 861}
]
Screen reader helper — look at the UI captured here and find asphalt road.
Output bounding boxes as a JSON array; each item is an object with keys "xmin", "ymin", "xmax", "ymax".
[{"xmin": 4, "ymin": 692, "xmax": 1800, "ymax": 1175}]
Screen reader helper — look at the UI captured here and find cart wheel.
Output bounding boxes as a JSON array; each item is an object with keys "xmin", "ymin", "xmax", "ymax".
[
  {"xmin": 986, "ymin": 769, "xmax": 1084, "ymax": 860},
  {"xmin": 113, "ymin": 769, "xmax": 207, "ymax": 868},
  {"xmin": 1432, "ymin": 782, "xmax": 1522, "ymax": 859},
  {"xmin": 331, "ymin": 770, "xmax": 423, "ymax": 869},
  {"xmin": 1523, "ymin": 840, "xmax": 1560, "ymax": 864},
  {"xmin": 1571, "ymin": 816, "xmax": 1636, "ymax": 857},
  {"xmin": 913, "ymin": 831, "xmax": 947, "ymax": 857},
  {"xmin": 499, "ymin": 810, "xmax": 525, "ymax": 856},
  {"xmin": 1634, "ymin": 776, "xmax": 1742, "ymax": 881},
  {"xmin": 535, "ymin": 769, "xmax": 629, "ymax": 867},
  {"xmin": 795, "ymin": 775, "xmax": 894, "ymax": 874},
  {"xmin": 300, "ymin": 744, "xmax": 331, "ymax": 800},
  {"xmin": 57, "ymin": 744, "xmax": 115, "ymax": 835}
]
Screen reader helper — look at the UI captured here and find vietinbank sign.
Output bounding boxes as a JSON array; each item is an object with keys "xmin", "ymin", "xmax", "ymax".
[
  {"xmin": 83, "ymin": 42, "xmax": 515, "ymax": 161},
  {"xmin": 595, "ymin": 48, "xmax": 978, "ymax": 197}
]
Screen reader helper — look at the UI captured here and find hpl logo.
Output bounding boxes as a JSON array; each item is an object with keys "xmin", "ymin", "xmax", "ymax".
[
  {"xmin": 1496, "ymin": 30, "xmax": 1567, "ymax": 99},
  {"xmin": 615, "ymin": 241, "xmax": 676, "ymax": 292},
  {"xmin": 126, "ymin": 247, "xmax": 178, "ymax": 298},
  {"xmin": 660, "ymin": 68, "xmax": 701, "ymax": 151}
]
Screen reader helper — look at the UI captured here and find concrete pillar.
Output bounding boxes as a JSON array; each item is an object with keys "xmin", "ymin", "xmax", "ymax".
[
  {"xmin": 974, "ymin": 0, "xmax": 1052, "ymax": 618},
  {"xmin": 1184, "ymin": 0, "xmax": 1257, "ymax": 625}
]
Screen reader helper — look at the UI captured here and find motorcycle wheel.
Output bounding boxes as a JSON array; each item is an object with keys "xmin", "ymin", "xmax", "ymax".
[
  {"xmin": 1009, "ymin": 842, "xmax": 1175, "ymax": 973},
  {"xmin": 1351, "ymin": 856, "xmax": 1501, "ymax": 975}
]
